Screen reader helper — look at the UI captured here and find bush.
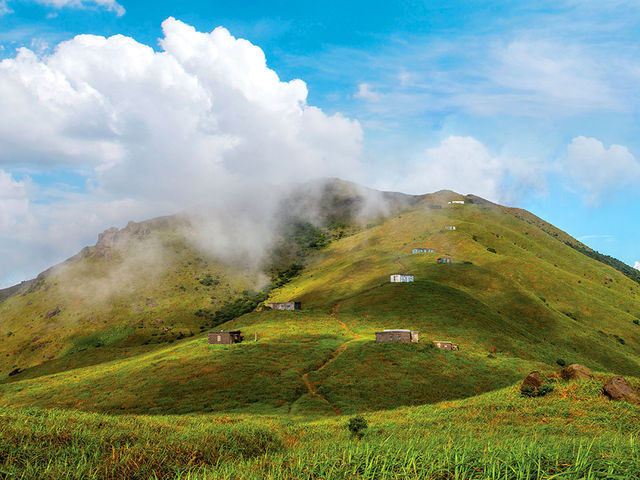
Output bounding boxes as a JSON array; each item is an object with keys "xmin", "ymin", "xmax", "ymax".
[
  {"xmin": 199, "ymin": 274, "xmax": 219, "ymax": 287},
  {"xmin": 634, "ymin": 319, "xmax": 639, "ymax": 326},
  {"xmin": 538, "ymin": 384, "xmax": 554, "ymax": 396},
  {"xmin": 347, "ymin": 416, "xmax": 368, "ymax": 439},
  {"xmin": 487, "ymin": 247, "xmax": 497, "ymax": 254},
  {"xmin": 521, "ymin": 383, "xmax": 554, "ymax": 398},
  {"xmin": 556, "ymin": 358, "xmax": 566, "ymax": 367}
]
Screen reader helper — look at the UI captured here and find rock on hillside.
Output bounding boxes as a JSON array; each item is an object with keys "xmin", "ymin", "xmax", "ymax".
[{"xmin": 603, "ymin": 377, "xmax": 640, "ymax": 404}]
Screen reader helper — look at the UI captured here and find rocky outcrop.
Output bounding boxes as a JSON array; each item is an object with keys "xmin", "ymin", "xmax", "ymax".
[
  {"xmin": 95, "ymin": 221, "xmax": 151, "ymax": 256},
  {"xmin": 603, "ymin": 376, "xmax": 640, "ymax": 404},
  {"xmin": 45, "ymin": 307, "xmax": 60, "ymax": 319},
  {"xmin": 561, "ymin": 364, "xmax": 594, "ymax": 381},
  {"xmin": 521, "ymin": 371, "xmax": 543, "ymax": 390}
]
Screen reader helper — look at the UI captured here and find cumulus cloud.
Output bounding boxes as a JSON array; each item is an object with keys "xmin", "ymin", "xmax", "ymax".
[
  {"xmin": 387, "ymin": 136, "xmax": 544, "ymax": 202},
  {"xmin": 354, "ymin": 83, "xmax": 380, "ymax": 102},
  {"xmin": 635, "ymin": 261, "xmax": 640, "ymax": 271},
  {"xmin": 0, "ymin": 169, "xmax": 29, "ymax": 230},
  {"xmin": 566, "ymin": 136, "xmax": 640, "ymax": 204},
  {"xmin": 0, "ymin": 18, "xmax": 364, "ymax": 286}
]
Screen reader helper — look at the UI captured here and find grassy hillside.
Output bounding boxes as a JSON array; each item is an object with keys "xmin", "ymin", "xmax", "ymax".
[
  {"xmin": 1, "ymin": 187, "xmax": 639, "ymax": 417},
  {"xmin": 0, "ymin": 216, "xmax": 264, "ymax": 374},
  {"xmin": 1, "ymin": 181, "xmax": 640, "ymax": 478},
  {"xmin": 2, "ymin": 375, "xmax": 639, "ymax": 479}
]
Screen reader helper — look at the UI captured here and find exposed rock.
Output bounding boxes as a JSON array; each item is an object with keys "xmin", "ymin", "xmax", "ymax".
[
  {"xmin": 45, "ymin": 307, "xmax": 60, "ymax": 319},
  {"xmin": 94, "ymin": 221, "xmax": 150, "ymax": 257},
  {"xmin": 8, "ymin": 368, "xmax": 22, "ymax": 376},
  {"xmin": 603, "ymin": 376, "xmax": 640, "ymax": 404},
  {"xmin": 561, "ymin": 364, "xmax": 594, "ymax": 381},
  {"xmin": 522, "ymin": 371, "xmax": 543, "ymax": 390}
]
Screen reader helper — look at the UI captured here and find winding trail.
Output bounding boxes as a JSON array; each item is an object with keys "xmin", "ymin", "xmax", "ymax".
[
  {"xmin": 394, "ymin": 258, "xmax": 409, "ymax": 274},
  {"xmin": 299, "ymin": 303, "xmax": 360, "ymax": 415}
]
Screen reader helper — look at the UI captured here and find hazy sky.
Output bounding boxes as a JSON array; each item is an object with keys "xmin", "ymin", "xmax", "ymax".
[{"xmin": 1, "ymin": 0, "xmax": 640, "ymax": 286}]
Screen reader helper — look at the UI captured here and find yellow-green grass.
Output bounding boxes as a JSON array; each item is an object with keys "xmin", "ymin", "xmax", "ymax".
[
  {"xmin": 2, "ymin": 376, "xmax": 639, "ymax": 479},
  {"xmin": 3, "ymin": 199, "xmax": 640, "ymax": 419},
  {"xmin": 0, "ymin": 227, "xmax": 260, "ymax": 372}
]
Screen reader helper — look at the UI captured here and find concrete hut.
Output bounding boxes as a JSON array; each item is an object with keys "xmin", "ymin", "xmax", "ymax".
[
  {"xmin": 208, "ymin": 330, "xmax": 243, "ymax": 345},
  {"xmin": 268, "ymin": 301, "xmax": 301, "ymax": 310},
  {"xmin": 448, "ymin": 200, "xmax": 465, "ymax": 205},
  {"xmin": 437, "ymin": 257, "xmax": 452, "ymax": 264},
  {"xmin": 390, "ymin": 274, "xmax": 414, "ymax": 283},
  {"xmin": 412, "ymin": 248, "xmax": 435, "ymax": 254},
  {"xmin": 444, "ymin": 225, "xmax": 456, "ymax": 231},
  {"xmin": 432, "ymin": 340, "xmax": 459, "ymax": 351},
  {"xmin": 376, "ymin": 329, "xmax": 419, "ymax": 343}
]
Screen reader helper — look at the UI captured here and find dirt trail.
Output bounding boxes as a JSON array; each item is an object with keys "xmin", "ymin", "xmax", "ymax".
[
  {"xmin": 298, "ymin": 302, "xmax": 359, "ymax": 415},
  {"xmin": 394, "ymin": 258, "xmax": 408, "ymax": 274}
]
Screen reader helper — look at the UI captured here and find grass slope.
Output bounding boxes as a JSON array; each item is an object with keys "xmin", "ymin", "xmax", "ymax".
[
  {"xmin": 2, "ymin": 195, "xmax": 640, "ymax": 420},
  {"xmin": 2, "ymin": 375, "xmax": 639, "ymax": 479}
]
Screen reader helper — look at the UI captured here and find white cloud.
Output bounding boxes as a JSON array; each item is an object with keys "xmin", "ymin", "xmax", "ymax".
[
  {"xmin": 0, "ymin": 18, "xmax": 364, "ymax": 286},
  {"xmin": 354, "ymin": 83, "xmax": 380, "ymax": 102},
  {"xmin": 0, "ymin": 0, "xmax": 12, "ymax": 15},
  {"xmin": 35, "ymin": 0, "xmax": 124, "ymax": 16},
  {"xmin": 566, "ymin": 136, "xmax": 640, "ymax": 204},
  {"xmin": 0, "ymin": 169, "xmax": 29, "ymax": 230},
  {"xmin": 635, "ymin": 261, "xmax": 640, "ymax": 271},
  {"xmin": 387, "ymin": 136, "xmax": 544, "ymax": 202}
]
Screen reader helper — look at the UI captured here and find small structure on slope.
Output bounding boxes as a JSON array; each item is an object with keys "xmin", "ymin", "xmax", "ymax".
[
  {"xmin": 448, "ymin": 200, "xmax": 465, "ymax": 205},
  {"xmin": 437, "ymin": 257, "xmax": 452, "ymax": 264},
  {"xmin": 429, "ymin": 205, "xmax": 442, "ymax": 210},
  {"xmin": 390, "ymin": 274, "xmax": 414, "ymax": 283},
  {"xmin": 208, "ymin": 330, "xmax": 243, "ymax": 345},
  {"xmin": 432, "ymin": 340, "xmax": 459, "ymax": 350},
  {"xmin": 268, "ymin": 301, "xmax": 301, "ymax": 310},
  {"xmin": 412, "ymin": 248, "xmax": 435, "ymax": 254},
  {"xmin": 376, "ymin": 329, "xmax": 419, "ymax": 343},
  {"xmin": 444, "ymin": 225, "xmax": 456, "ymax": 231}
]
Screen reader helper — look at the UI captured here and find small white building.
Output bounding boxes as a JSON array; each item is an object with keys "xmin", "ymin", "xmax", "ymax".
[
  {"xmin": 448, "ymin": 200, "xmax": 465, "ymax": 205},
  {"xmin": 390, "ymin": 274, "xmax": 414, "ymax": 283}
]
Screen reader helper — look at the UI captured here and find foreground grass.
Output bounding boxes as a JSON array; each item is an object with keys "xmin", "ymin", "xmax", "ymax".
[{"xmin": 2, "ymin": 378, "xmax": 639, "ymax": 479}]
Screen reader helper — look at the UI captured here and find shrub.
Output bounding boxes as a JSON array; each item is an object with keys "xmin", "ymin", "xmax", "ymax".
[
  {"xmin": 634, "ymin": 319, "xmax": 639, "ymax": 326},
  {"xmin": 538, "ymin": 384, "xmax": 554, "ymax": 396},
  {"xmin": 199, "ymin": 274, "xmax": 219, "ymax": 287},
  {"xmin": 521, "ymin": 383, "xmax": 554, "ymax": 398},
  {"xmin": 347, "ymin": 416, "xmax": 368, "ymax": 439},
  {"xmin": 487, "ymin": 247, "xmax": 497, "ymax": 253},
  {"xmin": 520, "ymin": 385, "xmax": 537, "ymax": 397},
  {"xmin": 556, "ymin": 358, "xmax": 566, "ymax": 367}
]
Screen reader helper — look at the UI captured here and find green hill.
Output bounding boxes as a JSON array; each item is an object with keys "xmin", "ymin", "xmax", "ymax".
[{"xmin": 1, "ymin": 179, "xmax": 639, "ymax": 478}]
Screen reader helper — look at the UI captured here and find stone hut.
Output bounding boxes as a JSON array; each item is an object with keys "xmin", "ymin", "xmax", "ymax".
[
  {"xmin": 267, "ymin": 302, "xmax": 301, "ymax": 310},
  {"xmin": 412, "ymin": 248, "xmax": 435, "ymax": 254},
  {"xmin": 437, "ymin": 257, "xmax": 452, "ymax": 264},
  {"xmin": 432, "ymin": 340, "xmax": 459, "ymax": 350},
  {"xmin": 448, "ymin": 200, "xmax": 465, "ymax": 205},
  {"xmin": 208, "ymin": 330, "xmax": 243, "ymax": 345},
  {"xmin": 376, "ymin": 329, "xmax": 419, "ymax": 343},
  {"xmin": 390, "ymin": 274, "xmax": 414, "ymax": 283}
]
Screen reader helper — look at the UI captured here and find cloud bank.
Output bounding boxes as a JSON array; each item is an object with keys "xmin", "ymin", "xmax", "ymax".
[
  {"xmin": 566, "ymin": 136, "xmax": 640, "ymax": 204},
  {"xmin": 385, "ymin": 136, "xmax": 545, "ymax": 203},
  {"xmin": 0, "ymin": 18, "xmax": 364, "ymax": 286}
]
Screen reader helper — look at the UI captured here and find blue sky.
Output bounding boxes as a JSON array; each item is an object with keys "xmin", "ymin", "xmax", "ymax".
[{"xmin": 0, "ymin": 0, "xmax": 639, "ymax": 286}]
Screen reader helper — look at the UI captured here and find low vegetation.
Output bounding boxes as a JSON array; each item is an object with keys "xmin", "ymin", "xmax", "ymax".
[{"xmin": 2, "ymin": 182, "xmax": 640, "ymax": 478}]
